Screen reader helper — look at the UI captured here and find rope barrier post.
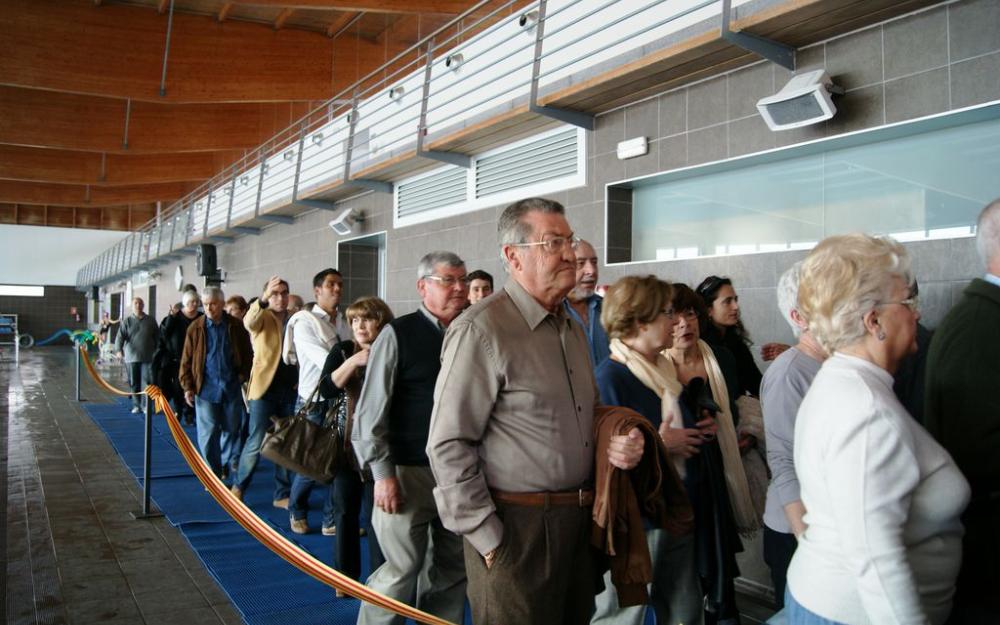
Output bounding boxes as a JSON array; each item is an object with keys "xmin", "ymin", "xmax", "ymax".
[
  {"xmin": 75, "ymin": 338, "xmax": 83, "ymax": 402},
  {"xmin": 131, "ymin": 392, "xmax": 163, "ymax": 520}
]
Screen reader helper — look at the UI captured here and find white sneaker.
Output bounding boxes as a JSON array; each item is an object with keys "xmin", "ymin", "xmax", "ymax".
[{"xmin": 131, "ymin": 407, "xmax": 141, "ymax": 414}]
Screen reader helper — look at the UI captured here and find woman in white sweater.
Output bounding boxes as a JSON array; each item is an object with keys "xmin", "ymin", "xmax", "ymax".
[{"xmin": 786, "ymin": 234, "xmax": 970, "ymax": 625}]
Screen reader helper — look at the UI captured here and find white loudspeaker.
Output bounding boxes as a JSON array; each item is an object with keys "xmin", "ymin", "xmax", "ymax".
[
  {"xmin": 329, "ymin": 208, "xmax": 360, "ymax": 236},
  {"xmin": 756, "ymin": 70, "xmax": 842, "ymax": 131}
]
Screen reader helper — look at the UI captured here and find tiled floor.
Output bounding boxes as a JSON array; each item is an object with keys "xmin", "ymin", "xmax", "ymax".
[{"xmin": 3, "ymin": 347, "xmax": 242, "ymax": 625}]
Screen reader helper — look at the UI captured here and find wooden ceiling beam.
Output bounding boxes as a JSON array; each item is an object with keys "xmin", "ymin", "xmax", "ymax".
[
  {"xmin": 274, "ymin": 7, "xmax": 295, "ymax": 30},
  {"xmin": 226, "ymin": 0, "xmax": 471, "ymax": 14},
  {"xmin": 0, "ymin": 86, "xmax": 318, "ymax": 153},
  {"xmin": 0, "ymin": 180, "xmax": 198, "ymax": 207},
  {"xmin": 326, "ymin": 11, "xmax": 359, "ymax": 38},
  {"xmin": 0, "ymin": 0, "xmax": 335, "ymax": 103},
  {"xmin": 0, "ymin": 145, "xmax": 241, "ymax": 186}
]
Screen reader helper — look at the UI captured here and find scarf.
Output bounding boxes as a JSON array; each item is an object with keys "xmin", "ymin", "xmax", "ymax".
[
  {"xmin": 609, "ymin": 338, "xmax": 686, "ymax": 477},
  {"xmin": 663, "ymin": 339, "xmax": 759, "ymax": 536}
]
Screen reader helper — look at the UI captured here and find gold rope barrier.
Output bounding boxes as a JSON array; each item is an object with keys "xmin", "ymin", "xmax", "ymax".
[{"xmin": 78, "ymin": 346, "xmax": 457, "ymax": 625}]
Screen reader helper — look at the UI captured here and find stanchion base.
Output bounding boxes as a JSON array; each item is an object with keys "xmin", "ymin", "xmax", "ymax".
[{"xmin": 130, "ymin": 510, "xmax": 165, "ymax": 520}]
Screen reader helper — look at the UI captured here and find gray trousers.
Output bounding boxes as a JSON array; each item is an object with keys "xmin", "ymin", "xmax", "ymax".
[
  {"xmin": 591, "ymin": 529, "xmax": 704, "ymax": 625},
  {"xmin": 357, "ymin": 465, "xmax": 466, "ymax": 625}
]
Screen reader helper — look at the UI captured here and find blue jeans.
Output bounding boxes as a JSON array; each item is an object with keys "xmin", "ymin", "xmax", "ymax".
[
  {"xmin": 126, "ymin": 362, "xmax": 152, "ymax": 409},
  {"xmin": 194, "ymin": 394, "xmax": 243, "ymax": 476},
  {"xmin": 236, "ymin": 387, "xmax": 297, "ymax": 498},
  {"xmin": 785, "ymin": 588, "xmax": 847, "ymax": 625},
  {"xmin": 288, "ymin": 397, "xmax": 334, "ymax": 526}
]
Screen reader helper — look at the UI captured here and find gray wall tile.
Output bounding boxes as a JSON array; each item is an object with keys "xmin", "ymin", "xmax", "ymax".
[
  {"xmin": 883, "ymin": 6, "xmax": 948, "ymax": 80},
  {"xmin": 728, "ymin": 62, "xmax": 774, "ymax": 120},
  {"xmin": 728, "ymin": 115, "xmax": 775, "ymax": 157},
  {"xmin": 657, "ymin": 133, "xmax": 688, "ymax": 171},
  {"xmin": 658, "ymin": 89, "xmax": 687, "ymax": 137},
  {"xmin": 827, "ymin": 84, "xmax": 885, "ymax": 134},
  {"xmin": 884, "ymin": 68, "xmax": 950, "ymax": 123},
  {"xmin": 950, "ymin": 51, "xmax": 1000, "ymax": 109},
  {"xmin": 687, "ymin": 76, "xmax": 727, "ymax": 130},
  {"xmin": 825, "ymin": 27, "xmax": 883, "ymax": 90},
  {"xmin": 687, "ymin": 124, "xmax": 728, "ymax": 165},
  {"xmin": 948, "ymin": 0, "xmax": 1000, "ymax": 62},
  {"xmin": 624, "ymin": 97, "xmax": 659, "ymax": 140},
  {"xmin": 593, "ymin": 109, "xmax": 624, "ymax": 156}
]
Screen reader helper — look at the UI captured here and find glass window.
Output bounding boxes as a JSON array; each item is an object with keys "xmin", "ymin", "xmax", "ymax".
[
  {"xmin": 607, "ymin": 104, "xmax": 1000, "ymax": 264},
  {"xmin": 0, "ymin": 285, "xmax": 44, "ymax": 297}
]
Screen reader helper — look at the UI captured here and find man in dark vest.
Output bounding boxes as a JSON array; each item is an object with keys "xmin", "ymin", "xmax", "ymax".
[
  {"xmin": 352, "ymin": 251, "xmax": 469, "ymax": 625},
  {"xmin": 925, "ymin": 199, "xmax": 1000, "ymax": 624}
]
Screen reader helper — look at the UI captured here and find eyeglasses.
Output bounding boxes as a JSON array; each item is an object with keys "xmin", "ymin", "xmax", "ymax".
[
  {"xmin": 422, "ymin": 274, "xmax": 471, "ymax": 288},
  {"xmin": 877, "ymin": 296, "xmax": 920, "ymax": 312},
  {"xmin": 512, "ymin": 234, "xmax": 582, "ymax": 255}
]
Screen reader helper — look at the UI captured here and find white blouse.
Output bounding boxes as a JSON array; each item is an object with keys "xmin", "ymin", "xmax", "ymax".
[{"xmin": 787, "ymin": 353, "xmax": 969, "ymax": 625}]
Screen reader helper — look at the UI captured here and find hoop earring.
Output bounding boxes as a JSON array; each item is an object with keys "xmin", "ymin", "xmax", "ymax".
[{"xmin": 877, "ymin": 330, "xmax": 886, "ymax": 341}]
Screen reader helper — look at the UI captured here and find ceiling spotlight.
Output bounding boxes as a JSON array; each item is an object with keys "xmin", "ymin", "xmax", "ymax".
[
  {"xmin": 311, "ymin": 132, "xmax": 324, "ymax": 146},
  {"xmin": 757, "ymin": 70, "xmax": 843, "ymax": 131},
  {"xmin": 519, "ymin": 11, "xmax": 538, "ymax": 27},
  {"xmin": 389, "ymin": 86, "xmax": 405, "ymax": 101},
  {"xmin": 239, "ymin": 175, "xmax": 250, "ymax": 186},
  {"xmin": 283, "ymin": 149, "xmax": 296, "ymax": 161},
  {"xmin": 445, "ymin": 53, "xmax": 464, "ymax": 69}
]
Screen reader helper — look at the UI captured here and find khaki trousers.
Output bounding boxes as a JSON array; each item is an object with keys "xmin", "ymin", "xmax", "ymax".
[
  {"xmin": 357, "ymin": 465, "xmax": 466, "ymax": 625},
  {"xmin": 464, "ymin": 499, "xmax": 597, "ymax": 625}
]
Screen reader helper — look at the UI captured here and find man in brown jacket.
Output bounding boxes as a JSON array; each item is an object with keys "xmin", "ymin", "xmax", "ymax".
[{"xmin": 180, "ymin": 286, "xmax": 252, "ymax": 477}]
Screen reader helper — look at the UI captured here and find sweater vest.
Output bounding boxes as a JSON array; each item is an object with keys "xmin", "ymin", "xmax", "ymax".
[{"xmin": 386, "ymin": 311, "xmax": 443, "ymax": 466}]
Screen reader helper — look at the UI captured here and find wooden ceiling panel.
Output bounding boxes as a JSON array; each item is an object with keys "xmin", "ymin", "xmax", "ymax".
[
  {"xmin": 0, "ymin": 145, "xmax": 240, "ymax": 185},
  {"xmin": 0, "ymin": 86, "xmax": 314, "ymax": 153},
  {"xmin": 1, "ymin": 0, "xmax": 335, "ymax": 103},
  {"xmin": 0, "ymin": 179, "xmax": 197, "ymax": 207}
]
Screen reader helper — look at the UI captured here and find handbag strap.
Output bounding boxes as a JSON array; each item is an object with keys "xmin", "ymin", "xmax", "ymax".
[{"xmin": 297, "ymin": 381, "xmax": 322, "ymax": 417}]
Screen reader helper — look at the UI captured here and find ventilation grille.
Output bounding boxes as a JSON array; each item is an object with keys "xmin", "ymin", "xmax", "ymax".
[
  {"xmin": 475, "ymin": 128, "xmax": 578, "ymax": 198},
  {"xmin": 396, "ymin": 167, "xmax": 468, "ymax": 219}
]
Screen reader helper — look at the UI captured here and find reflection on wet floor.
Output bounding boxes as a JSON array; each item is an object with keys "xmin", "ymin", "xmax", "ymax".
[{"xmin": 3, "ymin": 347, "xmax": 242, "ymax": 625}]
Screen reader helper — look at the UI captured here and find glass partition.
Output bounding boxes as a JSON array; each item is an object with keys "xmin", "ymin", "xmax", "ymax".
[{"xmin": 607, "ymin": 104, "xmax": 1000, "ymax": 264}]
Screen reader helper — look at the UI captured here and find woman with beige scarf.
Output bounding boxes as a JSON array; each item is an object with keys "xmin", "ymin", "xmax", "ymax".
[
  {"xmin": 664, "ymin": 283, "xmax": 758, "ymax": 625},
  {"xmin": 590, "ymin": 275, "xmax": 706, "ymax": 625}
]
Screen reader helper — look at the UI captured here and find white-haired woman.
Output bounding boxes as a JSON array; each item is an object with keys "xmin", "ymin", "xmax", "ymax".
[{"xmin": 786, "ymin": 234, "xmax": 969, "ymax": 624}]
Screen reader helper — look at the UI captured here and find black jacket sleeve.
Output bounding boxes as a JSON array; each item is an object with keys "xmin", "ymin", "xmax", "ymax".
[{"xmin": 319, "ymin": 340, "xmax": 355, "ymax": 400}]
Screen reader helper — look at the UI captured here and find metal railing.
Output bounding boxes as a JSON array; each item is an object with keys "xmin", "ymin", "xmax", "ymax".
[{"xmin": 79, "ymin": 0, "xmax": 756, "ymax": 289}]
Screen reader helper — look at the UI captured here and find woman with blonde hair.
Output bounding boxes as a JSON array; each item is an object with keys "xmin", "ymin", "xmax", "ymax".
[
  {"xmin": 591, "ymin": 275, "xmax": 704, "ymax": 625},
  {"xmin": 786, "ymin": 234, "xmax": 969, "ymax": 624}
]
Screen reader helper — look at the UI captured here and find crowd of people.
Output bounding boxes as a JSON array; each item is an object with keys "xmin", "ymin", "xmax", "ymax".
[{"xmin": 107, "ymin": 196, "xmax": 999, "ymax": 625}]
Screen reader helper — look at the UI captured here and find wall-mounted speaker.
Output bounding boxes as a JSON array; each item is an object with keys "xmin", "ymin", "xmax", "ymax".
[{"xmin": 197, "ymin": 244, "xmax": 217, "ymax": 277}]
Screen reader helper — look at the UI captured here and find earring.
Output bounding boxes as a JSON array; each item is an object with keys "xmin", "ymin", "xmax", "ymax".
[{"xmin": 877, "ymin": 330, "xmax": 886, "ymax": 341}]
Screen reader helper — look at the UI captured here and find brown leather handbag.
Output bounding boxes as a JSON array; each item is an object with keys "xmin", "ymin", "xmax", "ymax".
[{"xmin": 261, "ymin": 385, "xmax": 344, "ymax": 484}]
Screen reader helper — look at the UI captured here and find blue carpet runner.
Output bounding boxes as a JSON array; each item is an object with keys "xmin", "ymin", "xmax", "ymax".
[{"xmin": 84, "ymin": 397, "xmax": 369, "ymax": 625}]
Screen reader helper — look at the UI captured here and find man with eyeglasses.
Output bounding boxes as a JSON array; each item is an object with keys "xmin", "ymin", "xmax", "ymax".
[
  {"xmin": 428, "ymin": 198, "xmax": 645, "ymax": 625},
  {"xmin": 564, "ymin": 239, "xmax": 610, "ymax": 367},
  {"xmin": 925, "ymin": 199, "xmax": 1000, "ymax": 624},
  {"xmin": 352, "ymin": 251, "xmax": 469, "ymax": 625}
]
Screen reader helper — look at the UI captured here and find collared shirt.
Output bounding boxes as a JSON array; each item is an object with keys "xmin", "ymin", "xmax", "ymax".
[
  {"xmin": 427, "ymin": 279, "xmax": 601, "ymax": 555},
  {"xmin": 201, "ymin": 315, "xmax": 237, "ymax": 403},
  {"xmin": 563, "ymin": 294, "xmax": 610, "ymax": 367},
  {"xmin": 353, "ymin": 305, "xmax": 445, "ymax": 481},
  {"xmin": 291, "ymin": 306, "xmax": 342, "ymax": 400},
  {"xmin": 985, "ymin": 272, "xmax": 1000, "ymax": 289}
]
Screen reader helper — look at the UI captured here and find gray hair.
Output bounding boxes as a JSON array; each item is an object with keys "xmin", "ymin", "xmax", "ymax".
[
  {"xmin": 976, "ymin": 198, "xmax": 1000, "ymax": 267},
  {"xmin": 497, "ymin": 198, "xmax": 566, "ymax": 266},
  {"xmin": 201, "ymin": 286, "xmax": 225, "ymax": 303},
  {"xmin": 776, "ymin": 261, "xmax": 803, "ymax": 337},
  {"xmin": 181, "ymin": 290, "xmax": 200, "ymax": 306},
  {"xmin": 798, "ymin": 234, "xmax": 912, "ymax": 354},
  {"xmin": 416, "ymin": 251, "xmax": 465, "ymax": 280}
]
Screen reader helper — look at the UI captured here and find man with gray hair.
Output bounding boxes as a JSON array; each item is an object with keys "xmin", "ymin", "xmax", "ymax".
[
  {"xmin": 352, "ymin": 251, "xmax": 469, "ymax": 625},
  {"xmin": 925, "ymin": 199, "xmax": 1000, "ymax": 623},
  {"xmin": 179, "ymin": 286, "xmax": 252, "ymax": 477},
  {"xmin": 759, "ymin": 261, "xmax": 827, "ymax": 608},
  {"xmin": 116, "ymin": 296, "xmax": 159, "ymax": 413},
  {"xmin": 427, "ymin": 198, "xmax": 644, "ymax": 625}
]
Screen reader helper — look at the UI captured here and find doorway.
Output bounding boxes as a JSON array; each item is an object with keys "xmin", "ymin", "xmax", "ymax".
[{"xmin": 336, "ymin": 232, "xmax": 386, "ymax": 307}]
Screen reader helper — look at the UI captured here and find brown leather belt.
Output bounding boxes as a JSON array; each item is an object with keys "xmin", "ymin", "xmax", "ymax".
[{"xmin": 491, "ymin": 488, "xmax": 594, "ymax": 508}]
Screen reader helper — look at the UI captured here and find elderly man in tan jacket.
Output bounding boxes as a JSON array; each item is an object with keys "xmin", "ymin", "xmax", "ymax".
[{"xmin": 230, "ymin": 276, "xmax": 298, "ymax": 507}]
